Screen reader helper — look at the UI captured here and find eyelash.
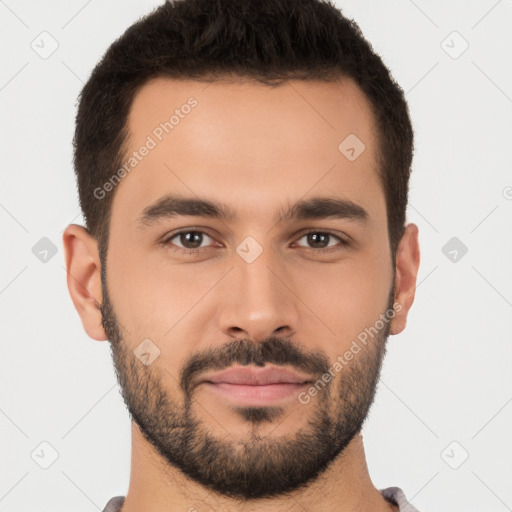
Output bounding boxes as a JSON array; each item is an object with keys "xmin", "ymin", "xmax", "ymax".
[{"xmin": 160, "ymin": 229, "xmax": 349, "ymax": 255}]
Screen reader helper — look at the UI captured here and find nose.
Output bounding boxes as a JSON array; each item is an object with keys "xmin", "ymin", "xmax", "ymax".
[{"xmin": 217, "ymin": 247, "xmax": 301, "ymax": 343}]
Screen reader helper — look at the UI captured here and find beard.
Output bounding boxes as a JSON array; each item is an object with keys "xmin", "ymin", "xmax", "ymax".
[{"xmin": 100, "ymin": 269, "xmax": 395, "ymax": 501}]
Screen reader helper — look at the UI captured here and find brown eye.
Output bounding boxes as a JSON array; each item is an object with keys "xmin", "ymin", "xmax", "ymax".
[
  {"xmin": 295, "ymin": 231, "xmax": 347, "ymax": 253},
  {"xmin": 163, "ymin": 231, "xmax": 214, "ymax": 251}
]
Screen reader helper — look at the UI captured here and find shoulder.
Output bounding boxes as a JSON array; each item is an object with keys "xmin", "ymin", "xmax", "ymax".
[
  {"xmin": 380, "ymin": 486, "xmax": 422, "ymax": 512},
  {"xmin": 101, "ymin": 496, "xmax": 126, "ymax": 512}
]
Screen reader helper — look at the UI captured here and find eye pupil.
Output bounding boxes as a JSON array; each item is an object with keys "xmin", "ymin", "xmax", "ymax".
[
  {"xmin": 166, "ymin": 230, "xmax": 342, "ymax": 255},
  {"xmin": 181, "ymin": 231, "xmax": 203, "ymax": 248},
  {"xmin": 307, "ymin": 232, "xmax": 329, "ymax": 249}
]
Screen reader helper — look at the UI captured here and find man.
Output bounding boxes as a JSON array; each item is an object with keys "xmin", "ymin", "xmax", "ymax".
[{"xmin": 63, "ymin": 0, "xmax": 421, "ymax": 510}]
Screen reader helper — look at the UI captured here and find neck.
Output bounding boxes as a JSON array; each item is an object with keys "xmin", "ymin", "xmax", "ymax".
[{"xmin": 120, "ymin": 423, "xmax": 398, "ymax": 512}]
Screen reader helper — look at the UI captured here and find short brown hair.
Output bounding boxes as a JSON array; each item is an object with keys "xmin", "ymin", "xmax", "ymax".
[{"xmin": 73, "ymin": 0, "xmax": 414, "ymax": 264}]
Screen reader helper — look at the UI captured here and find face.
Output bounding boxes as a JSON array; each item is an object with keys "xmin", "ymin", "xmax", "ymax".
[{"xmin": 68, "ymin": 76, "xmax": 419, "ymax": 500}]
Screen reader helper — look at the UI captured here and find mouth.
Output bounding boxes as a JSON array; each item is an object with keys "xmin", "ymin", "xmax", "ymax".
[
  {"xmin": 198, "ymin": 364, "xmax": 313, "ymax": 405},
  {"xmin": 201, "ymin": 364, "xmax": 313, "ymax": 385}
]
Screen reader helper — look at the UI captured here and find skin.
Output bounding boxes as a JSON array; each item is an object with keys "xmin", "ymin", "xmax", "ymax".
[{"xmin": 63, "ymin": 76, "xmax": 420, "ymax": 512}]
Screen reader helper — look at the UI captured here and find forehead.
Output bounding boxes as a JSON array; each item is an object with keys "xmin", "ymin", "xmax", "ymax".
[{"xmin": 111, "ymin": 76, "xmax": 383, "ymax": 229}]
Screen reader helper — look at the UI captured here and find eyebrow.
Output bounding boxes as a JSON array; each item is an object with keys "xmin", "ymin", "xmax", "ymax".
[{"xmin": 136, "ymin": 194, "xmax": 369, "ymax": 228}]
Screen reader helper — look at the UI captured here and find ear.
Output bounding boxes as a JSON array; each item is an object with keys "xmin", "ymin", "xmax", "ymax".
[
  {"xmin": 62, "ymin": 224, "xmax": 107, "ymax": 341},
  {"xmin": 389, "ymin": 223, "xmax": 420, "ymax": 335}
]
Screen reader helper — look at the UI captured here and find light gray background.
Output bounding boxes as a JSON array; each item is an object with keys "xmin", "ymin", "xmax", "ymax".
[{"xmin": 1, "ymin": 1, "xmax": 511, "ymax": 511}]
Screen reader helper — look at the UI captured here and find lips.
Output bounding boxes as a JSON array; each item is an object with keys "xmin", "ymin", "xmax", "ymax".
[{"xmin": 200, "ymin": 365, "xmax": 313, "ymax": 386}]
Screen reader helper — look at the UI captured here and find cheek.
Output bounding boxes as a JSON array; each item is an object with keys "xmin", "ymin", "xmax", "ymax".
[
  {"xmin": 107, "ymin": 226, "xmax": 392, "ymax": 362},
  {"xmin": 107, "ymin": 246, "xmax": 219, "ymax": 344},
  {"xmin": 298, "ymin": 248, "xmax": 392, "ymax": 352}
]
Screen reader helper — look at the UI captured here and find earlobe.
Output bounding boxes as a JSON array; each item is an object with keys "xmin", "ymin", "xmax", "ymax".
[
  {"xmin": 62, "ymin": 224, "xmax": 107, "ymax": 341},
  {"xmin": 389, "ymin": 223, "xmax": 420, "ymax": 335}
]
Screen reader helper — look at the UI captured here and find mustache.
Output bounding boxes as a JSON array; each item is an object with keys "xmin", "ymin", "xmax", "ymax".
[{"xmin": 180, "ymin": 337, "xmax": 330, "ymax": 396}]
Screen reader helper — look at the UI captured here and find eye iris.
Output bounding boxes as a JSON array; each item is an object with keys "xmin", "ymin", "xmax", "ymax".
[
  {"xmin": 308, "ymin": 233, "xmax": 329, "ymax": 249},
  {"xmin": 181, "ymin": 231, "xmax": 203, "ymax": 249}
]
